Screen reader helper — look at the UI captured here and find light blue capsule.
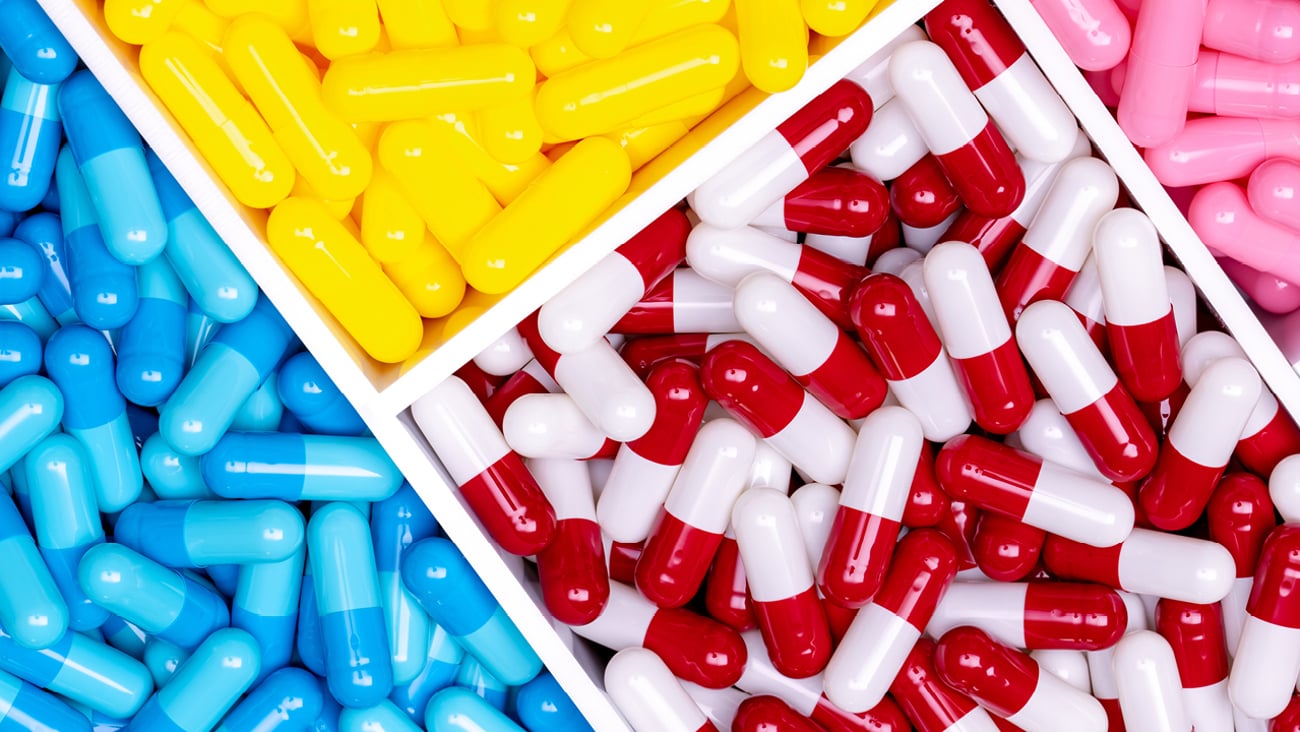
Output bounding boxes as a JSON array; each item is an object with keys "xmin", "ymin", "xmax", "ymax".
[
  {"xmin": 116, "ymin": 256, "xmax": 187, "ymax": 406},
  {"xmin": 372, "ymin": 484, "xmax": 437, "ymax": 686},
  {"xmin": 230, "ymin": 370, "xmax": 284, "ymax": 432},
  {"xmin": 203, "ymin": 433, "xmax": 402, "ymax": 502},
  {"xmin": 338, "ymin": 700, "xmax": 421, "ymax": 732},
  {"xmin": 0, "ymin": 624, "xmax": 152, "ymax": 718},
  {"xmin": 114, "ymin": 499, "xmax": 304, "ymax": 568},
  {"xmin": 142, "ymin": 638, "xmax": 188, "ymax": 687},
  {"xmin": 401, "ymin": 538, "xmax": 541, "ymax": 687},
  {"xmin": 24, "ymin": 433, "xmax": 108, "ymax": 631},
  {"xmin": 0, "ymin": 666, "xmax": 91, "ymax": 732},
  {"xmin": 0, "ymin": 236, "xmax": 41, "ymax": 304},
  {"xmin": 234, "ymin": 545, "xmax": 303, "ymax": 682},
  {"xmin": 514, "ymin": 671, "xmax": 593, "ymax": 732},
  {"xmin": 0, "ymin": 67, "xmax": 59, "ymax": 213},
  {"xmin": 68, "ymin": 699, "xmax": 130, "ymax": 732},
  {"xmin": 15, "ymin": 212, "xmax": 75, "ymax": 325},
  {"xmin": 0, "ymin": 374, "xmax": 60, "ymax": 474},
  {"xmin": 77, "ymin": 544, "xmax": 229, "ymax": 650},
  {"xmin": 0, "ymin": 491, "xmax": 66, "ymax": 649},
  {"xmin": 0, "ymin": 0, "xmax": 76, "ymax": 84},
  {"xmin": 147, "ymin": 151, "xmax": 257, "ymax": 324},
  {"xmin": 389, "ymin": 623, "xmax": 464, "ymax": 724},
  {"xmin": 97, "ymin": 616, "xmax": 146, "ymax": 661},
  {"xmin": 216, "ymin": 666, "xmax": 323, "ymax": 732},
  {"xmin": 277, "ymin": 352, "xmax": 367, "ymax": 436},
  {"xmin": 0, "ymin": 320, "xmax": 40, "ymax": 388},
  {"xmin": 455, "ymin": 656, "xmax": 507, "ymax": 712},
  {"xmin": 56, "ymin": 146, "xmax": 138, "ymax": 330},
  {"xmin": 59, "ymin": 72, "xmax": 166, "ymax": 265},
  {"xmin": 44, "ymin": 324, "xmax": 142, "ymax": 512},
  {"xmin": 425, "ymin": 687, "xmax": 526, "ymax": 732},
  {"xmin": 124, "ymin": 627, "xmax": 260, "ymax": 732},
  {"xmin": 140, "ymin": 433, "xmax": 210, "ymax": 500},
  {"xmin": 308, "ymin": 502, "xmax": 392, "ymax": 709},
  {"xmin": 296, "ymin": 558, "xmax": 325, "ymax": 677}
]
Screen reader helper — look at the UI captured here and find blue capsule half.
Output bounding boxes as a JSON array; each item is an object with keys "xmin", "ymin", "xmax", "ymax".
[
  {"xmin": 455, "ymin": 656, "xmax": 507, "ymax": 712},
  {"xmin": 0, "ymin": 373, "xmax": 61, "ymax": 473},
  {"xmin": 0, "ymin": 624, "xmax": 153, "ymax": 719},
  {"xmin": 15, "ymin": 212, "xmax": 74, "ymax": 325},
  {"xmin": 372, "ymin": 483, "xmax": 438, "ymax": 685},
  {"xmin": 338, "ymin": 700, "xmax": 421, "ymax": 732},
  {"xmin": 277, "ymin": 351, "xmax": 367, "ymax": 436},
  {"xmin": 0, "ymin": 236, "xmax": 42, "ymax": 304},
  {"xmin": 233, "ymin": 546, "xmax": 304, "ymax": 682},
  {"xmin": 0, "ymin": 0, "xmax": 77, "ymax": 84},
  {"xmin": 114, "ymin": 499, "xmax": 304, "ymax": 568},
  {"xmin": 216, "ymin": 666, "xmax": 323, "ymax": 732},
  {"xmin": 124, "ymin": 627, "xmax": 260, "ymax": 732},
  {"xmin": 296, "ymin": 559, "xmax": 326, "ymax": 677},
  {"xmin": 116, "ymin": 256, "xmax": 187, "ymax": 406},
  {"xmin": 142, "ymin": 638, "xmax": 188, "ymax": 688},
  {"xmin": 202, "ymin": 433, "xmax": 402, "ymax": 502},
  {"xmin": 0, "ymin": 491, "xmax": 67, "ymax": 649},
  {"xmin": 389, "ymin": 623, "xmax": 464, "ymax": 723},
  {"xmin": 230, "ymin": 370, "xmax": 284, "ymax": 432},
  {"xmin": 0, "ymin": 666, "xmax": 91, "ymax": 732},
  {"xmin": 56, "ymin": 146, "xmax": 138, "ymax": 329},
  {"xmin": 425, "ymin": 687, "xmax": 527, "ymax": 732},
  {"xmin": 514, "ymin": 671, "xmax": 594, "ymax": 732},
  {"xmin": 0, "ymin": 66, "xmax": 60, "ymax": 213},
  {"xmin": 0, "ymin": 321, "xmax": 40, "ymax": 388}
]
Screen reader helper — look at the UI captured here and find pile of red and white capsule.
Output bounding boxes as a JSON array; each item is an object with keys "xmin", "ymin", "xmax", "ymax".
[{"xmin": 412, "ymin": 2, "xmax": 1300, "ymax": 732}]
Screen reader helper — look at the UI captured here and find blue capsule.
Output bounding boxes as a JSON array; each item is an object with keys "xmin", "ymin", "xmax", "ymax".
[
  {"xmin": 0, "ymin": 491, "xmax": 66, "ymax": 649},
  {"xmin": 0, "ymin": 210, "xmax": 15, "ymax": 237},
  {"xmin": 0, "ymin": 295, "xmax": 56, "ymax": 338},
  {"xmin": 59, "ymin": 72, "xmax": 166, "ymax": 265},
  {"xmin": 116, "ymin": 256, "xmax": 187, "ymax": 406},
  {"xmin": 44, "ymin": 324, "xmax": 143, "ymax": 512},
  {"xmin": 216, "ymin": 666, "xmax": 324, "ymax": 732},
  {"xmin": 140, "ymin": 432, "xmax": 210, "ymax": 500},
  {"xmin": 184, "ymin": 299, "xmax": 219, "ymax": 369},
  {"xmin": 57, "ymin": 146, "xmax": 138, "ymax": 329},
  {"xmin": 0, "ymin": 373, "xmax": 60, "ymax": 471},
  {"xmin": 77, "ymin": 543, "xmax": 230, "ymax": 650},
  {"xmin": 514, "ymin": 671, "xmax": 594, "ymax": 732},
  {"xmin": 15, "ymin": 212, "xmax": 74, "ymax": 325},
  {"xmin": 202, "ymin": 433, "xmax": 402, "ymax": 502},
  {"xmin": 455, "ymin": 656, "xmax": 507, "ymax": 712},
  {"xmin": 124, "ymin": 627, "xmax": 260, "ymax": 732},
  {"xmin": 389, "ymin": 623, "xmax": 464, "ymax": 723},
  {"xmin": 0, "ymin": 321, "xmax": 40, "ymax": 387},
  {"xmin": 0, "ymin": 624, "xmax": 153, "ymax": 719},
  {"xmin": 97, "ymin": 615, "xmax": 147, "ymax": 661},
  {"xmin": 0, "ymin": 236, "xmax": 42, "ymax": 304},
  {"xmin": 0, "ymin": 666, "xmax": 91, "ymax": 732},
  {"xmin": 204, "ymin": 563, "xmax": 241, "ymax": 598},
  {"xmin": 230, "ymin": 370, "xmax": 285, "ymax": 432},
  {"xmin": 277, "ymin": 352, "xmax": 367, "ymax": 436},
  {"xmin": 338, "ymin": 700, "xmax": 422, "ymax": 732},
  {"xmin": 308, "ymin": 502, "xmax": 393, "ymax": 708},
  {"xmin": 0, "ymin": 66, "xmax": 60, "ymax": 212},
  {"xmin": 114, "ymin": 499, "xmax": 304, "ymax": 568},
  {"xmin": 0, "ymin": 0, "xmax": 76, "ymax": 84},
  {"xmin": 142, "ymin": 638, "xmax": 188, "ymax": 687},
  {"xmin": 233, "ymin": 546, "xmax": 303, "ymax": 682},
  {"xmin": 401, "ymin": 538, "xmax": 541, "ymax": 687},
  {"xmin": 23, "ymin": 433, "xmax": 109, "ymax": 631},
  {"xmin": 160, "ymin": 296, "xmax": 293, "ymax": 456},
  {"xmin": 372, "ymin": 483, "xmax": 438, "ymax": 685},
  {"xmin": 425, "ymin": 687, "xmax": 527, "ymax": 732},
  {"xmin": 296, "ymin": 558, "xmax": 326, "ymax": 677},
  {"xmin": 313, "ymin": 677, "xmax": 342, "ymax": 732}
]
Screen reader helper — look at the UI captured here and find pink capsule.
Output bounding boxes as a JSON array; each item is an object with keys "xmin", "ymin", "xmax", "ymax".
[
  {"xmin": 483, "ymin": 359, "xmax": 559, "ymax": 427},
  {"xmin": 1154, "ymin": 599, "xmax": 1233, "ymax": 732},
  {"xmin": 924, "ymin": 241, "xmax": 1035, "ymax": 434},
  {"xmin": 824, "ymin": 529, "xmax": 958, "ymax": 713},
  {"xmin": 849, "ymin": 100, "xmax": 929, "ymax": 183},
  {"xmin": 1028, "ymin": 0, "xmax": 1131, "ymax": 71},
  {"xmin": 538, "ymin": 208, "xmax": 690, "ymax": 353},
  {"xmin": 410, "ymin": 376, "xmax": 556, "ymax": 556},
  {"xmin": 925, "ymin": 0, "xmax": 1077, "ymax": 163},
  {"xmin": 1186, "ymin": 51, "xmax": 1300, "ymax": 119},
  {"xmin": 1138, "ymin": 357, "xmax": 1261, "ymax": 530},
  {"xmin": 597, "ymin": 360, "xmax": 707, "ymax": 543},
  {"xmin": 1116, "ymin": 0, "xmax": 1203, "ymax": 146},
  {"xmin": 502, "ymin": 393, "xmax": 619, "ymax": 460},
  {"xmin": 1042, "ymin": 528, "xmax": 1236, "ymax": 604},
  {"xmin": 700, "ymin": 341, "xmax": 856, "ymax": 486},
  {"xmin": 850, "ymin": 273, "xmax": 973, "ymax": 442},
  {"xmin": 733, "ymin": 273, "xmax": 887, "ymax": 421},
  {"xmin": 1248, "ymin": 157, "xmax": 1300, "ymax": 231},
  {"xmin": 928, "ymin": 581, "xmax": 1129, "ymax": 650},
  {"xmin": 612, "ymin": 268, "xmax": 741, "ymax": 335},
  {"xmin": 1217, "ymin": 257, "xmax": 1300, "ymax": 314},
  {"xmin": 889, "ymin": 41, "xmax": 1025, "ymax": 217},
  {"xmin": 750, "ymin": 167, "xmax": 890, "ymax": 238},
  {"xmin": 1015, "ymin": 300, "xmax": 1158, "ymax": 483},
  {"xmin": 1093, "ymin": 209, "xmax": 1182, "ymax": 403},
  {"xmin": 692, "ymin": 80, "xmax": 874, "ymax": 229},
  {"xmin": 1189, "ymin": 181, "xmax": 1300, "ymax": 286},
  {"xmin": 889, "ymin": 638, "xmax": 1004, "ymax": 732},
  {"xmin": 1144, "ymin": 117, "xmax": 1300, "ymax": 187},
  {"xmin": 1112, "ymin": 631, "xmax": 1191, "ymax": 732},
  {"xmin": 527, "ymin": 458, "xmax": 608, "ymax": 625},
  {"xmin": 1203, "ymin": 0, "xmax": 1300, "ymax": 63},
  {"xmin": 971, "ymin": 513, "xmax": 1045, "ymax": 582},
  {"xmin": 996, "ymin": 158, "xmax": 1119, "ymax": 323},
  {"xmin": 605, "ymin": 647, "xmax": 720, "ymax": 732},
  {"xmin": 817, "ymin": 407, "xmax": 922, "ymax": 608}
]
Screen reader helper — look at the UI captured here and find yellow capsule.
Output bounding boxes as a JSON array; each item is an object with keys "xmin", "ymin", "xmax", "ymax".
[
  {"xmin": 307, "ymin": 0, "xmax": 381, "ymax": 59},
  {"xmin": 530, "ymin": 29, "xmax": 592, "ymax": 78},
  {"xmin": 623, "ymin": 86, "xmax": 724, "ymax": 129},
  {"xmin": 267, "ymin": 197, "xmax": 422, "ymax": 363},
  {"xmin": 632, "ymin": 0, "xmax": 730, "ymax": 42},
  {"xmin": 384, "ymin": 235, "xmax": 467, "ymax": 318},
  {"xmin": 224, "ymin": 17, "xmax": 373, "ymax": 202},
  {"xmin": 140, "ymin": 31, "xmax": 295, "ymax": 209},
  {"xmin": 105, "ymin": 0, "xmax": 183, "ymax": 44},
  {"xmin": 175, "ymin": 1, "xmax": 230, "ymax": 51},
  {"xmin": 378, "ymin": 120, "xmax": 502, "ymax": 258},
  {"xmin": 476, "ymin": 90, "xmax": 543, "ymax": 165},
  {"xmin": 495, "ymin": 0, "xmax": 571, "ymax": 47},
  {"xmin": 443, "ymin": 0, "xmax": 494, "ymax": 31},
  {"xmin": 352, "ymin": 121, "xmax": 383, "ymax": 151},
  {"xmin": 735, "ymin": 0, "xmax": 807, "ymax": 92},
  {"xmin": 566, "ymin": 0, "xmax": 653, "ymax": 58},
  {"xmin": 376, "ymin": 0, "xmax": 459, "ymax": 48},
  {"xmin": 535, "ymin": 24, "xmax": 739, "ymax": 141},
  {"xmin": 429, "ymin": 111, "xmax": 551, "ymax": 204},
  {"xmin": 461, "ymin": 136, "xmax": 631, "ymax": 294},
  {"xmin": 290, "ymin": 177, "xmax": 355, "ymax": 218},
  {"xmin": 320, "ymin": 44, "xmax": 535, "ymax": 123},
  {"xmin": 606, "ymin": 120, "xmax": 690, "ymax": 170},
  {"xmin": 361, "ymin": 171, "xmax": 425, "ymax": 263},
  {"xmin": 205, "ymin": 0, "xmax": 310, "ymax": 39},
  {"xmin": 800, "ymin": 0, "xmax": 874, "ymax": 36}
]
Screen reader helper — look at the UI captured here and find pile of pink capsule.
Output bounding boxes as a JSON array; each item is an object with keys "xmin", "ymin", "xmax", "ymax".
[
  {"xmin": 1039, "ymin": 0, "xmax": 1300, "ymax": 319},
  {"xmin": 413, "ymin": 3, "xmax": 1300, "ymax": 732}
]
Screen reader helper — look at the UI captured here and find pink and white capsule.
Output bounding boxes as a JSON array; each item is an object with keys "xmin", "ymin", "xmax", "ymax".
[
  {"xmin": 848, "ymin": 101, "xmax": 928, "ymax": 182},
  {"xmin": 1093, "ymin": 208, "xmax": 1182, "ymax": 403},
  {"xmin": 503, "ymin": 393, "xmax": 617, "ymax": 460},
  {"xmin": 1113, "ymin": 631, "xmax": 1191, "ymax": 732},
  {"xmin": 1138, "ymin": 357, "xmax": 1261, "ymax": 531},
  {"xmin": 473, "ymin": 326, "xmax": 534, "ymax": 376},
  {"xmin": 613, "ymin": 268, "xmax": 742, "ymax": 335},
  {"xmin": 605, "ymin": 648, "xmax": 718, "ymax": 732},
  {"xmin": 1230, "ymin": 525, "xmax": 1300, "ymax": 719}
]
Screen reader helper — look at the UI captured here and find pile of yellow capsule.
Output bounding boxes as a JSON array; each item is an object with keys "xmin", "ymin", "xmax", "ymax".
[{"xmin": 102, "ymin": 0, "xmax": 883, "ymax": 363}]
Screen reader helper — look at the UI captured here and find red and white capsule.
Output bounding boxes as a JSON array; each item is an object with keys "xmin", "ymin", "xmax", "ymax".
[
  {"xmin": 1113, "ymin": 630, "xmax": 1191, "ymax": 732},
  {"xmin": 411, "ymin": 376, "xmax": 556, "ymax": 556},
  {"xmin": 927, "ymin": 581, "xmax": 1129, "ymax": 651},
  {"xmin": 890, "ymin": 155, "xmax": 961, "ymax": 229},
  {"xmin": 1015, "ymin": 299, "xmax": 1158, "ymax": 483},
  {"xmin": 538, "ymin": 208, "xmax": 690, "ymax": 353},
  {"xmin": 996, "ymin": 158, "xmax": 1119, "ymax": 322},
  {"xmin": 1229, "ymin": 525, "xmax": 1300, "ymax": 719},
  {"xmin": 889, "ymin": 40, "xmax": 1025, "ymax": 218},
  {"xmin": 1063, "ymin": 255, "xmax": 1108, "ymax": 353},
  {"xmin": 528, "ymin": 458, "xmax": 609, "ymax": 625},
  {"xmin": 733, "ymin": 272, "xmax": 887, "ymax": 421},
  {"xmin": 817, "ymin": 406, "xmax": 921, "ymax": 608},
  {"xmin": 850, "ymin": 273, "xmax": 973, "ymax": 442},
  {"xmin": 502, "ymin": 393, "xmax": 618, "ymax": 460},
  {"xmin": 704, "ymin": 528, "xmax": 756, "ymax": 633},
  {"xmin": 1205, "ymin": 472, "xmax": 1275, "ymax": 653},
  {"xmin": 1154, "ymin": 599, "xmax": 1233, "ymax": 732},
  {"xmin": 970, "ymin": 512, "xmax": 1045, "ymax": 582},
  {"xmin": 1093, "ymin": 208, "xmax": 1182, "ymax": 402},
  {"xmin": 1138, "ymin": 356, "xmax": 1261, "ymax": 531},
  {"xmin": 612, "ymin": 268, "xmax": 742, "ymax": 335},
  {"xmin": 733, "ymin": 696, "xmax": 826, "ymax": 732},
  {"xmin": 472, "ymin": 326, "xmax": 534, "ymax": 376},
  {"xmin": 1042, "ymin": 528, "xmax": 1236, "ymax": 604},
  {"xmin": 848, "ymin": 100, "xmax": 928, "ymax": 182},
  {"xmin": 605, "ymin": 647, "xmax": 719, "ymax": 732},
  {"xmin": 890, "ymin": 638, "xmax": 1004, "ymax": 732},
  {"xmin": 700, "ymin": 340, "xmax": 856, "ymax": 486},
  {"xmin": 692, "ymin": 80, "xmax": 874, "ymax": 229},
  {"xmin": 620, "ymin": 333, "xmax": 756, "ymax": 377},
  {"xmin": 924, "ymin": 241, "xmax": 1035, "ymax": 434},
  {"xmin": 635, "ymin": 418, "xmax": 757, "ymax": 609},
  {"xmin": 750, "ymin": 166, "xmax": 890, "ymax": 238},
  {"xmin": 824, "ymin": 529, "xmax": 959, "ymax": 713},
  {"xmin": 597, "ymin": 360, "xmax": 707, "ymax": 543},
  {"xmin": 1012, "ymin": 400, "xmax": 1109, "ymax": 480},
  {"xmin": 733, "ymin": 488, "xmax": 832, "ymax": 679},
  {"xmin": 790, "ymin": 482, "xmax": 840, "ymax": 574},
  {"xmin": 934, "ymin": 626, "xmax": 1107, "ymax": 732}
]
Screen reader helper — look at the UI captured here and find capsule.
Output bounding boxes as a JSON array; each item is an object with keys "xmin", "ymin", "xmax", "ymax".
[
  {"xmin": 1117, "ymin": 0, "xmax": 1202, "ymax": 146},
  {"xmin": 1112, "ymin": 630, "xmax": 1189, "ymax": 732},
  {"xmin": 929, "ymin": 581, "xmax": 1128, "ymax": 650},
  {"xmin": 0, "ymin": 667, "xmax": 91, "ymax": 732},
  {"xmin": 889, "ymin": 639, "xmax": 1003, "ymax": 732},
  {"xmin": 1153, "ymin": 599, "xmax": 1233, "ymax": 732},
  {"xmin": 849, "ymin": 100, "xmax": 928, "ymax": 182},
  {"xmin": 277, "ymin": 351, "xmax": 367, "ymax": 436},
  {"xmin": 605, "ymin": 647, "xmax": 719, "ymax": 732},
  {"xmin": 0, "ymin": 488, "xmax": 67, "ymax": 649},
  {"xmin": 233, "ymin": 546, "xmax": 304, "ymax": 682},
  {"xmin": 503, "ymin": 394, "xmax": 618, "ymax": 460},
  {"xmin": 733, "ymin": 0, "xmax": 807, "ymax": 93},
  {"xmin": 1028, "ymin": 0, "xmax": 1130, "ymax": 70},
  {"xmin": 390, "ymin": 624, "xmax": 465, "ymax": 722},
  {"xmin": 529, "ymin": 458, "xmax": 610, "ymax": 625},
  {"xmin": 56, "ymin": 147, "xmax": 138, "ymax": 329},
  {"xmin": 216, "ymin": 667, "xmax": 324, "ymax": 732},
  {"xmin": 515, "ymin": 671, "xmax": 595, "ymax": 732},
  {"xmin": 114, "ymin": 499, "xmax": 304, "ymax": 569},
  {"xmin": 705, "ymin": 528, "xmax": 760, "ymax": 633},
  {"xmin": 751, "ymin": 167, "xmax": 890, "ymax": 238},
  {"xmin": 401, "ymin": 538, "xmax": 542, "ymax": 686},
  {"xmin": 1249, "ymin": 158, "xmax": 1300, "ymax": 233},
  {"xmin": 1043, "ymin": 528, "xmax": 1236, "ymax": 604},
  {"xmin": 125, "ymin": 628, "xmax": 260, "ymax": 732},
  {"xmin": 483, "ymin": 360, "xmax": 559, "ymax": 427},
  {"xmin": 0, "ymin": 67, "xmax": 59, "ymax": 213},
  {"xmin": 0, "ymin": 624, "xmax": 152, "ymax": 719},
  {"xmin": 0, "ymin": 322, "xmax": 40, "ymax": 388},
  {"xmin": 114, "ymin": 257, "xmax": 187, "ymax": 407}
]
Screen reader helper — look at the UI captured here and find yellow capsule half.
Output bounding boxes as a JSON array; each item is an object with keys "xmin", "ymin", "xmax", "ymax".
[
  {"xmin": 384, "ymin": 234, "xmax": 467, "ymax": 318},
  {"xmin": 267, "ymin": 197, "xmax": 423, "ymax": 363},
  {"xmin": 735, "ymin": 0, "xmax": 808, "ymax": 92},
  {"xmin": 495, "ymin": 0, "xmax": 571, "ymax": 48},
  {"xmin": 378, "ymin": 120, "xmax": 502, "ymax": 258},
  {"xmin": 361, "ymin": 171, "xmax": 425, "ymax": 263},
  {"xmin": 140, "ymin": 31, "xmax": 295, "ymax": 208},
  {"xmin": 623, "ymin": 86, "xmax": 725, "ymax": 130},
  {"xmin": 535, "ymin": 24, "xmax": 739, "ymax": 141},
  {"xmin": 461, "ymin": 136, "xmax": 631, "ymax": 294},
  {"xmin": 429, "ymin": 111, "xmax": 551, "ymax": 205},
  {"xmin": 476, "ymin": 89, "xmax": 543, "ymax": 165},
  {"xmin": 606, "ymin": 120, "xmax": 690, "ymax": 170},
  {"xmin": 321, "ymin": 44, "xmax": 535, "ymax": 123},
  {"xmin": 224, "ymin": 17, "xmax": 373, "ymax": 201},
  {"xmin": 105, "ymin": 0, "xmax": 183, "ymax": 44},
  {"xmin": 530, "ymin": 29, "xmax": 592, "ymax": 78},
  {"xmin": 376, "ymin": 0, "xmax": 459, "ymax": 48},
  {"xmin": 306, "ymin": 0, "xmax": 381, "ymax": 59},
  {"xmin": 443, "ymin": 0, "xmax": 494, "ymax": 31},
  {"xmin": 800, "ymin": 0, "xmax": 875, "ymax": 37},
  {"xmin": 566, "ymin": 0, "xmax": 653, "ymax": 58}
]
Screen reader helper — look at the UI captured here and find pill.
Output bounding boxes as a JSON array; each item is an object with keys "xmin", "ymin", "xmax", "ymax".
[
  {"xmin": 0, "ymin": 0, "xmax": 77, "ymax": 83},
  {"xmin": 1113, "ymin": 630, "xmax": 1190, "ymax": 732},
  {"xmin": 389, "ymin": 624, "xmax": 465, "ymax": 721},
  {"xmin": 1028, "ymin": 0, "xmax": 1130, "ymax": 71},
  {"xmin": 233, "ymin": 546, "xmax": 304, "ymax": 681},
  {"xmin": 889, "ymin": 638, "xmax": 1003, "ymax": 732},
  {"xmin": 1043, "ymin": 528, "xmax": 1236, "ymax": 604},
  {"xmin": 56, "ymin": 147, "xmax": 139, "ymax": 329},
  {"xmin": 216, "ymin": 666, "xmax": 323, "ymax": 732},
  {"xmin": 528, "ymin": 457, "xmax": 610, "ymax": 624},
  {"xmin": 0, "ymin": 67, "xmax": 60, "ymax": 214},
  {"xmin": 734, "ymin": 0, "xmax": 808, "ymax": 93},
  {"xmin": 1202, "ymin": 0, "xmax": 1300, "ymax": 63},
  {"xmin": 125, "ymin": 628, "xmax": 261, "ymax": 731},
  {"xmin": 605, "ymin": 647, "xmax": 719, "ymax": 732}
]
